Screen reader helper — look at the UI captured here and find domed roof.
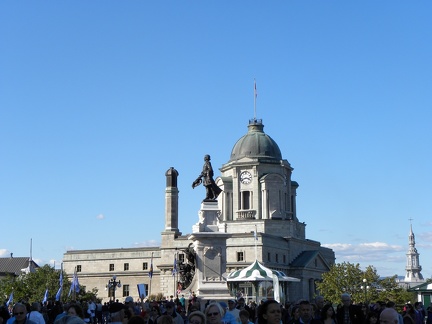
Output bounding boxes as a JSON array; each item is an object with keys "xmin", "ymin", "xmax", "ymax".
[{"xmin": 229, "ymin": 119, "xmax": 282, "ymax": 161}]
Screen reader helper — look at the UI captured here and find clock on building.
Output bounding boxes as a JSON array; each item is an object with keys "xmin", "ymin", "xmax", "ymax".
[{"xmin": 240, "ymin": 171, "xmax": 252, "ymax": 184}]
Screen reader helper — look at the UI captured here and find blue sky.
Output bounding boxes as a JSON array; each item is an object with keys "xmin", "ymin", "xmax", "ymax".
[{"xmin": 1, "ymin": 2, "xmax": 431, "ymax": 279}]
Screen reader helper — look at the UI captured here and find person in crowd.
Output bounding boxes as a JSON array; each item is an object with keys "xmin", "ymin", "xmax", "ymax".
[
  {"xmin": 128, "ymin": 316, "xmax": 146, "ymax": 324},
  {"xmin": 426, "ymin": 307, "xmax": 432, "ymax": 324},
  {"xmin": 87, "ymin": 301, "xmax": 96, "ymax": 324},
  {"xmin": 379, "ymin": 309, "xmax": 399, "ymax": 324},
  {"xmin": 218, "ymin": 302, "xmax": 235, "ymax": 324},
  {"xmin": 157, "ymin": 316, "xmax": 173, "ymax": 324},
  {"xmin": 54, "ymin": 315, "xmax": 86, "ymax": 324},
  {"xmin": 8, "ymin": 303, "xmax": 37, "ymax": 324},
  {"xmin": 50, "ymin": 302, "xmax": 65, "ymax": 324},
  {"xmin": 148, "ymin": 306, "xmax": 160, "ymax": 324},
  {"xmin": 205, "ymin": 303, "xmax": 225, "ymax": 324},
  {"xmin": 296, "ymin": 300, "xmax": 319, "ymax": 324},
  {"xmin": 125, "ymin": 297, "xmax": 140, "ymax": 316},
  {"xmin": 366, "ymin": 312, "xmax": 378, "ymax": 324},
  {"xmin": 67, "ymin": 304, "xmax": 84, "ymax": 319},
  {"xmin": 164, "ymin": 302, "xmax": 183, "ymax": 324},
  {"xmin": 320, "ymin": 304, "xmax": 337, "ymax": 324},
  {"xmin": 313, "ymin": 297, "xmax": 325, "ymax": 321},
  {"xmin": 236, "ymin": 298, "xmax": 253, "ymax": 321},
  {"xmin": 54, "ymin": 305, "xmax": 69, "ymax": 322},
  {"xmin": 386, "ymin": 302, "xmax": 403, "ymax": 324},
  {"xmin": 403, "ymin": 304, "xmax": 416, "ymax": 324},
  {"xmin": 360, "ymin": 304, "xmax": 369, "ymax": 319},
  {"xmin": 239, "ymin": 310, "xmax": 253, "ymax": 324},
  {"xmin": 179, "ymin": 296, "xmax": 186, "ymax": 310},
  {"xmin": 28, "ymin": 302, "xmax": 45, "ymax": 324},
  {"xmin": 336, "ymin": 293, "xmax": 364, "ymax": 324},
  {"xmin": 95, "ymin": 301, "xmax": 103, "ymax": 324},
  {"xmin": 226, "ymin": 300, "xmax": 240, "ymax": 324},
  {"xmin": 414, "ymin": 302, "xmax": 424, "ymax": 324},
  {"xmin": 288, "ymin": 306, "xmax": 300, "ymax": 324},
  {"xmin": 188, "ymin": 311, "xmax": 206, "ymax": 324},
  {"xmin": 281, "ymin": 303, "xmax": 292, "ymax": 324},
  {"xmin": 257, "ymin": 300, "xmax": 281, "ymax": 324},
  {"xmin": 108, "ymin": 302, "xmax": 126, "ymax": 324},
  {"xmin": 0, "ymin": 306, "xmax": 11, "ymax": 324}
]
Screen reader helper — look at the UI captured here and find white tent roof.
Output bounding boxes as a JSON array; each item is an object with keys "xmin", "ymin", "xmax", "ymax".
[{"xmin": 227, "ymin": 260, "xmax": 300, "ymax": 282}]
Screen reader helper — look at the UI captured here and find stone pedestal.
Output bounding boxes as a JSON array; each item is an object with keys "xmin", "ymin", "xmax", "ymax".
[{"xmin": 188, "ymin": 201, "xmax": 231, "ymax": 300}]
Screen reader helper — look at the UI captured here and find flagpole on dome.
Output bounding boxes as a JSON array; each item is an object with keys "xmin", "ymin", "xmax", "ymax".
[{"xmin": 253, "ymin": 79, "xmax": 258, "ymax": 121}]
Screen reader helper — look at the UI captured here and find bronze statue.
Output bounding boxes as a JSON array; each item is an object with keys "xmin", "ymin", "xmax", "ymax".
[
  {"xmin": 192, "ymin": 154, "xmax": 222, "ymax": 201},
  {"xmin": 179, "ymin": 243, "xmax": 196, "ymax": 289}
]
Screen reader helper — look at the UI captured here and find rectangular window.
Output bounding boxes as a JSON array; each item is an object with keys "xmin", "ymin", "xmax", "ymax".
[
  {"xmin": 76, "ymin": 265, "xmax": 82, "ymax": 272},
  {"xmin": 276, "ymin": 254, "xmax": 279, "ymax": 263},
  {"xmin": 237, "ymin": 252, "xmax": 244, "ymax": 262},
  {"xmin": 242, "ymin": 191, "xmax": 250, "ymax": 210},
  {"xmin": 283, "ymin": 255, "xmax": 286, "ymax": 264},
  {"xmin": 268, "ymin": 252, "xmax": 271, "ymax": 262},
  {"xmin": 123, "ymin": 284, "xmax": 130, "ymax": 297},
  {"xmin": 109, "ymin": 264, "xmax": 114, "ymax": 271},
  {"xmin": 179, "ymin": 254, "xmax": 185, "ymax": 263},
  {"xmin": 143, "ymin": 262, "xmax": 148, "ymax": 270},
  {"xmin": 124, "ymin": 263, "xmax": 129, "ymax": 271}
]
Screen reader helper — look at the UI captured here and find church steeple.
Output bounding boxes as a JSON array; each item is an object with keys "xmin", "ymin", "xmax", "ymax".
[{"xmin": 404, "ymin": 222, "xmax": 424, "ymax": 282}]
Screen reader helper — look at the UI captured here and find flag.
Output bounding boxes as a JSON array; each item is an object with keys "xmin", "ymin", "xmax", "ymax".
[
  {"xmin": 148, "ymin": 254, "xmax": 153, "ymax": 279},
  {"xmin": 6, "ymin": 292, "xmax": 13, "ymax": 306},
  {"xmin": 55, "ymin": 286, "xmax": 62, "ymax": 301},
  {"xmin": 253, "ymin": 230, "xmax": 258, "ymax": 240},
  {"xmin": 137, "ymin": 284, "xmax": 146, "ymax": 299},
  {"xmin": 172, "ymin": 254, "xmax": 177, "ymax": 276},
  {"xmin": 59, "ymin": 270, "xmax": 63, "ymax": 287},
  {"xmin": 72, "ymin": 271, "xmax": 80, "ymax": 292},
  {"xmin": 42, "ymin": 289, "xmax": 49, "ymax": 304},
  {"xmin": 68, "ymin": 269, "xmax": 80, "ymax": 297},
  {"xmin": 56, "ymin": 269, "xmax": 63, "ymax": 301}
]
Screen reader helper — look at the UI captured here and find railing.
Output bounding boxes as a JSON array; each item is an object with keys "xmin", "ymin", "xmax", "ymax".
[{"xmin": 236, "ymin": 210, "xmax": 256, "ymax": 219}]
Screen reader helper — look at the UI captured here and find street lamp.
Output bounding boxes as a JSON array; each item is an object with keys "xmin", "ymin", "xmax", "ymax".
[
  {"xmin": 107, "ymin": 275, "xmax": 121, "ymax": 301},
  {"xmin": 360, "ymin": 278, "xmax": 370, "ymax": 303}
]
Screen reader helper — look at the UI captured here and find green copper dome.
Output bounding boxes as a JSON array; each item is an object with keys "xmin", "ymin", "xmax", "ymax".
[{"xmin": 229, "ymin": 119, "xmax": 282, "ymax": 161}]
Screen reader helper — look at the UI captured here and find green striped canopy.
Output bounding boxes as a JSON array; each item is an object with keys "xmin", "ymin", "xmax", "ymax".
[{"xmin": 227, "ymin": 260, "xmax": 300, "ymax": 282}]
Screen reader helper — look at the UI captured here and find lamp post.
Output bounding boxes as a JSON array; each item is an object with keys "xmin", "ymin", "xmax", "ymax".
[
  {"xmin": 360, "ymin": 278, "xmax": 370, "ymax": 303},
  {"xmin": 107, "ymin": 275, "xmax": 121, "ymax": 301}
]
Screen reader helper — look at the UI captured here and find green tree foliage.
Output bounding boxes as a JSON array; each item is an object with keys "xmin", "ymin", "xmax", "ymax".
[
  {"xmin": 0, "ymin": 265, "xmax": 98, "ymax": 304},
  {"xmin": 316, "ymin": 262, "xmax": 416, "ymax": 305}
]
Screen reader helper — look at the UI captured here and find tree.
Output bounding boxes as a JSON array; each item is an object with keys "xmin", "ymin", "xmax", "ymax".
[
  {"xmin": 0, "ymin": 265, "xmax": 98, "ymax": 304},
  {"xmin": 316, "ymin": 262, "xmax": 415, "ymax": 305}
]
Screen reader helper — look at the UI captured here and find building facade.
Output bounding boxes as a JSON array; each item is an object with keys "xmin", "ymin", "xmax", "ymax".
[{"xmin": 63, "ymin": 118, "xmax": 335, "ymax": 303}]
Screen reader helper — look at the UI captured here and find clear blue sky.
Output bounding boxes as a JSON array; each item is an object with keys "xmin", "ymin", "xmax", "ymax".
[{"xmin": 1, "ymin": 2, "xmax": 431, "ymax": 279}]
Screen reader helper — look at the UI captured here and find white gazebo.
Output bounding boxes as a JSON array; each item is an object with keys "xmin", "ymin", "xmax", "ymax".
[{"xmin": 227, "ymin": 260, "xmax": 300, "ymax": 303}]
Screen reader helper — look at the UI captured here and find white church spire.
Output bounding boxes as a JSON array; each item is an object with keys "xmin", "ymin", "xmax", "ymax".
[{"xmin": 404, "ymin": 221, "xmax": 424, "ymax": 284}]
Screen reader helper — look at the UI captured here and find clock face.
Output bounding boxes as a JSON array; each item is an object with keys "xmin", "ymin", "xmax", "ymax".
[{"xmin": 240, "ymin": 171, "xmax": 252, "ymax": 184}]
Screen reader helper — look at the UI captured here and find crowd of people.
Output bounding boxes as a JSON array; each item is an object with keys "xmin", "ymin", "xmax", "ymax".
[{"xmin": 1, "ymin": 293, "xmax": 431, "ymax": 324}]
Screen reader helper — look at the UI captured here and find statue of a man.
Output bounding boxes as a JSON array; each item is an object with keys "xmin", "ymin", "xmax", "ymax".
[{"xmin": 192, "ymin": 154, "xmax": 222, "ymax": 201}]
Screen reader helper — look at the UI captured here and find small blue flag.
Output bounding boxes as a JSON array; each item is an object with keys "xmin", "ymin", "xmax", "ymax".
[
  {"xmin": 6, "ymin": 292, "xmax": 13, "ymax": 306},
  {"xmin": 42, "ymin": 289, "xmax": 48, "ymax": 304}
]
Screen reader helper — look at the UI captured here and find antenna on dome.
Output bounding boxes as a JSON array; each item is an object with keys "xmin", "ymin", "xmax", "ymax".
[{"xmin": 253, "ymin": 79, "xmax": 257, "ymax": 121}]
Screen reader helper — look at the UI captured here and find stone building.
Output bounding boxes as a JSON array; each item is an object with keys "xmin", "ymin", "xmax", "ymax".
[{"xmin": 63, "ymin": 118, "xmax": 335, "ymax": 303}]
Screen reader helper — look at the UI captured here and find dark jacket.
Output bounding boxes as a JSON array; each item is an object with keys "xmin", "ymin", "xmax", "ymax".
[{"xmin": 336, "ymin": 305, "xmax": 364, "ymax": 324}]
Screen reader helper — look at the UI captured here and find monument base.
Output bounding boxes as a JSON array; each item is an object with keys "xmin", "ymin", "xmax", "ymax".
[{"xmin": 187, "ymin": 201, "xmax": 231, "ymax": 301}]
